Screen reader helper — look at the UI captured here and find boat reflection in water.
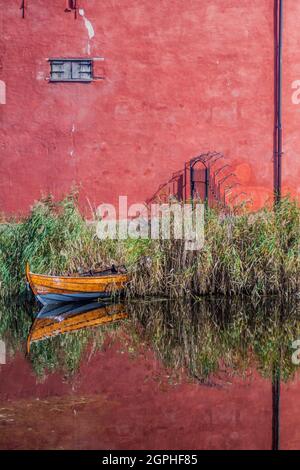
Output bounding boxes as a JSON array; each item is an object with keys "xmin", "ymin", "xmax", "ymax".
[{"xmin": 27, "ymin": 301, "xmax": 128, "ymax": 353}]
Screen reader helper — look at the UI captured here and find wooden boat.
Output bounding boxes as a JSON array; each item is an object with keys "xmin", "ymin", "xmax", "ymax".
[
  {"xmin": 27, "ymin": 301, "xmax": 128, "ymax": 353},
  {"xmin": 26, "ymin": 263, "xmax": 128, "ymax": 305}
]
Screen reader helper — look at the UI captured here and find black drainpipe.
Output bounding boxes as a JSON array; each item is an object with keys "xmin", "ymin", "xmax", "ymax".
[
  {"xmin": 20, "ymin": 0, "xmax": 25, "ymax": 18},
  {"xmin": 274, "ymin": 0, "xmax": 283, "ymax": 205},
  {"xmin": 272, "ymin": 365, "xmax": 281, "ymax": 450}
]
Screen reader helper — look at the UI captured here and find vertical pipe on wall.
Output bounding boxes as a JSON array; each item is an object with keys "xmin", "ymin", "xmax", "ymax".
[
  {"xmin": 20, "ymin": 0, "xmax": 25, "ymax": 18},
  {"xmin": 272, "ymin": 365, "xmax": 281, "ymax": 450},
  {"xmin": 274, "ymin": 0, "xmax": 283, "ymax": 205}
]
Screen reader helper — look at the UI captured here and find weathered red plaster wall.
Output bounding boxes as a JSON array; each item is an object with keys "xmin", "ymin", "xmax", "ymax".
[{"xmin": 0, "ymin": 0, "xmax": 297, "ymax": 215}]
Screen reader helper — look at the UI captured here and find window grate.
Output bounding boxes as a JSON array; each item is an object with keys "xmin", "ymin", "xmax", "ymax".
[{"xmin": 49, "ymin": 59, "xmax": 93, "ymax": 82}]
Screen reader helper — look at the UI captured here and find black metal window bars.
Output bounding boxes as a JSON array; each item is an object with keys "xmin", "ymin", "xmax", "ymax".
[{"xmin": 49, "ymin": 59, "xmax": 93, "ymax": 83}]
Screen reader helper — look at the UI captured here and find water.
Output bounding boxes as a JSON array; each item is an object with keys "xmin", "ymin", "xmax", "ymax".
[{"xmin": 0, "ymin": 296, "xmax": 299, "ymax": 450}]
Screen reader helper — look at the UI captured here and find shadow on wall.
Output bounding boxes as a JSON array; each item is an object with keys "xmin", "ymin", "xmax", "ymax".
[{"xmin": 146, "ymin": 152, "xmax": 244, "ymax": 210}]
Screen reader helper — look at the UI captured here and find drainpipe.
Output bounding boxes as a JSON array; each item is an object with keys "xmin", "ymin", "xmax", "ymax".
[
  {"xmin": 272, "ymin": 365, "xmax": 281, "ymax": 450},
  {"xmin": 274, "ymin": 0, "xmax": 283, "ymax": 205},
  {"xmin": 21, "ymin": 0, "xmax": 25, "ymax": 18}
]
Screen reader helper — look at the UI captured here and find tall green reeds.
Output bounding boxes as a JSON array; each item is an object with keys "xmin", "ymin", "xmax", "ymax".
[
  {"xmin": 0, "ymin": 195, "xmax": 121, "ymax": 295},
  {"xmin": 128, "ymin": 197, "xmax": 300, "ymax": 297},
  {"xmin": 0, "ymin": 195, "xmax": 299, "ymax": 297}
]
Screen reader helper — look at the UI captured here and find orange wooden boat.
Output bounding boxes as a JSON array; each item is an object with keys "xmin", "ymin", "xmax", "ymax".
[
  {"xmin": 26, "ymin": 263, "xmax": 128, "ymax": 305},
  {"xmin": 27, "ymin": 301, "xmax": 128, "ymax": 353}
]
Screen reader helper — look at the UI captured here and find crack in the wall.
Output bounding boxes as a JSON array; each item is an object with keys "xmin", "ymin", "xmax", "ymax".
[
  {"xmin": 79, "ymin": 9, "xmax": 95, "ymax": 56},
  {"xmin": 70, "ymin": 123, "xmax": 76, "ymax": 158},
  {"xmin": 0, "ymin": 81, "xmax": 6, "ymax": 105}
]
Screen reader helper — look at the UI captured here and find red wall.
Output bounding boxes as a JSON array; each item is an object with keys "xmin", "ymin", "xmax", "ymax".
[{"xmin": 0, "ymin": 0, "xmax": 298, "ymax": 215}]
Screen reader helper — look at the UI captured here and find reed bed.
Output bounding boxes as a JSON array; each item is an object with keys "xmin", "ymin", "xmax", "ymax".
[{"xmin": 0, "ymin": 194, "xmax": 299, "ymax": 298}]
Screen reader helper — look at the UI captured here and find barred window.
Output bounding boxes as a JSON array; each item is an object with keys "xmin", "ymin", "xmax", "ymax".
[{"xmin": 49, "ymin": 59, "xmax": 93, "ymax": 82}]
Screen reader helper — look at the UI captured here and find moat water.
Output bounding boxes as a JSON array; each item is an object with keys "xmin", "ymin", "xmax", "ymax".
[{"xmin": 0, "ymin": 296, "xmax": 299, "ymax": 450}]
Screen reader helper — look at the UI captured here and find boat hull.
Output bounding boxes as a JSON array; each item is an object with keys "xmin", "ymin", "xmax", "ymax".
[
  {"xmin": 36, "ymin": 291, "xmax": 112, "ymax": 305},
  {"xmin": 26, "ymin": 263, "xmax": 128, "ymax": 305}
]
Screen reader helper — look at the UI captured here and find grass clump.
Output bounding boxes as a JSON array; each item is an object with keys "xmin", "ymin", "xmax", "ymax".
[
  {"xmin": 128, "ymin": 197, "xmax": 300, "ymax": 298},
  {"xmin": 0, "ymin": 195, "xmax": 122, "ymax": 295}
]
